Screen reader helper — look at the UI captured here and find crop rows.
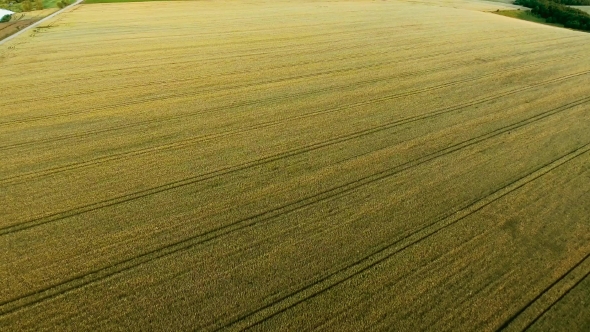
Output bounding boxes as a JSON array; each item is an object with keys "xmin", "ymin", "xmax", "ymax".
[{"xmin": 1, "ymin": 0, "xmax": 589, "ymax": 330}]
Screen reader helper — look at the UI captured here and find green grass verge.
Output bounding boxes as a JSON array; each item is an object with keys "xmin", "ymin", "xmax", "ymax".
[
  {"xmin": 2, "ymin": 0, "xmax": 61, "ymax": 11},
  {"xmin": 42, "ymin": 0, "xmax": 60, "ymax": 8},
  {"xmin": 494, "ymin": 9, "xmax": 564, "ymax": 27}
]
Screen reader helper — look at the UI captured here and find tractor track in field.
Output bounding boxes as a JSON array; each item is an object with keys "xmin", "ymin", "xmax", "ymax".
[
  {"xmin": 0, "ymin": 48, "xmax": 466, "ymax": 124},
  {"xmin": 0, "ymin": 21, "xmax": 465, "ymax": 95},
  {"xmin": 0, "ymin": 94, "xmax": 588, "ymax": 318},
  {"xmin": 25, "ymin": 11, "xmax": 511, "ymax": 47},
  {"xmin": 28, "ymin": 18, "xmax": 447, "ymax": 47},
  {"xmin": 1, "ymin": 73, "xmax": 589, "ymax": 234},
  {"xmin": 7, "ymin": 27, "xmax": 568, "ymax": 92},
  {"xmin": 0, "ymin": 33, "xmax": 580, "ymax": 134},
  {"xmin": 15, "ymin": 60, "xmax": 590, "ymax": 162},
  {"xmin": 496, "ymin": 252, "xmax": 590, "ymax": 331},
  {"xmin": 3, "ymin": 1, "xmax": 590, "ymax": 329},
  {"xmin": 0, "ymin": 59, "xmax": 587, "ymax": 189},
  {"xmin": 1, "ymin": 24, "xmax": 395, "ymax": 95},
  {"xmin": 0, "ymin": 25, "xmax": 472, "ymax": 89},
  {"xmin": 216, "ymin": 143, "xmax": 590, "ymax": 331},
  {"xmin": 0, "ymin": 43, "xmax": 485, "ymax": 125},
  {"xmin": 0, "ymin": 45, "xmax": 566, "ymax": 152},
  {"xmin": 0, "ymin": 32, "xmax": 581, "ymax": 121},
  {"xmin": 521, "ymin": 269, "xmax": 590, "ymax": 330}
]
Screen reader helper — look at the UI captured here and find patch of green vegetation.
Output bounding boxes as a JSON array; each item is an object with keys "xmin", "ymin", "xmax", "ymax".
[
  {"xmin": 548, "ymin": 0, "xmax": 590, "ymax": 5},
  {"xmin": 516, "ymin": 0, "xmax": 590, "ymax": 30},
  {"xmin": 0, "ymin": 0, "xmax": 21, "ymax": 12},
  {"xmin": 1, "ymin": 0, "xmax": 61, "ymax": 11},
  {"xmin": 494, "ymin": 9, "xmax": 564, "ymax": 27},
  {"xmin": 42, "ymin": 0, "xmax": 61, "ymax": 8}
]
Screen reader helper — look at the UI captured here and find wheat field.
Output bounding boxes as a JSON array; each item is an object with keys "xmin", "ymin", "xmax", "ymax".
[
  {"xmin": 1, "ymin": 0, "xmax": 589, "ymax": 330},
  {"xmin": 573, "ymin": 6, "xmax": 590, "ymax": 14}
]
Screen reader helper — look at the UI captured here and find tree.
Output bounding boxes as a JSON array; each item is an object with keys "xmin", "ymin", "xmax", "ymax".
[
  {"xmin": 22, "ymin": 0, "xmax": 32, "ymax": 11},
  {"xmin": 35, "ymin": 0, "xmax": 43, "ymax": 10},
  {"xmin": 57, "ymin": 0, "xmax": 70, "ymax": 8}
]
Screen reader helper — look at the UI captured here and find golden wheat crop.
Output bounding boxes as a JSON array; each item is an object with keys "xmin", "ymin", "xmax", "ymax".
[{"xmin": 1, "ymin": 0, "xmax": 589, "ymax": 330}]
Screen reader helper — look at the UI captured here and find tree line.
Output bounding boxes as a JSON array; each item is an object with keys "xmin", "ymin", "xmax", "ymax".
[
  {"xmin": 1, "ymin": 0, "xmax": 44, "ymax": 13},
  {"xmin": 545, "ymin": 0, "xmax": 590, "ymax": 5},
  {"xmin": 516, "ymin": 0, "xmax": 590, "ymax": 31},
  {"xmin": 1, "ymin": 0, "xmax": 72, "ymax": 13}
]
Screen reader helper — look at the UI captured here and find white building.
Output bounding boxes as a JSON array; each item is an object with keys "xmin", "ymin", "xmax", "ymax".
[{"xmin": 0, "ymin": 9, "xmax": 15, "ymax": 21}]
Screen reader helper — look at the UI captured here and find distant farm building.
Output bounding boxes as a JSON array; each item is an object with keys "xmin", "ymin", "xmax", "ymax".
[{"xmin": 0, "ymin": 9, "xmax": 15, "ymax": 21}]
